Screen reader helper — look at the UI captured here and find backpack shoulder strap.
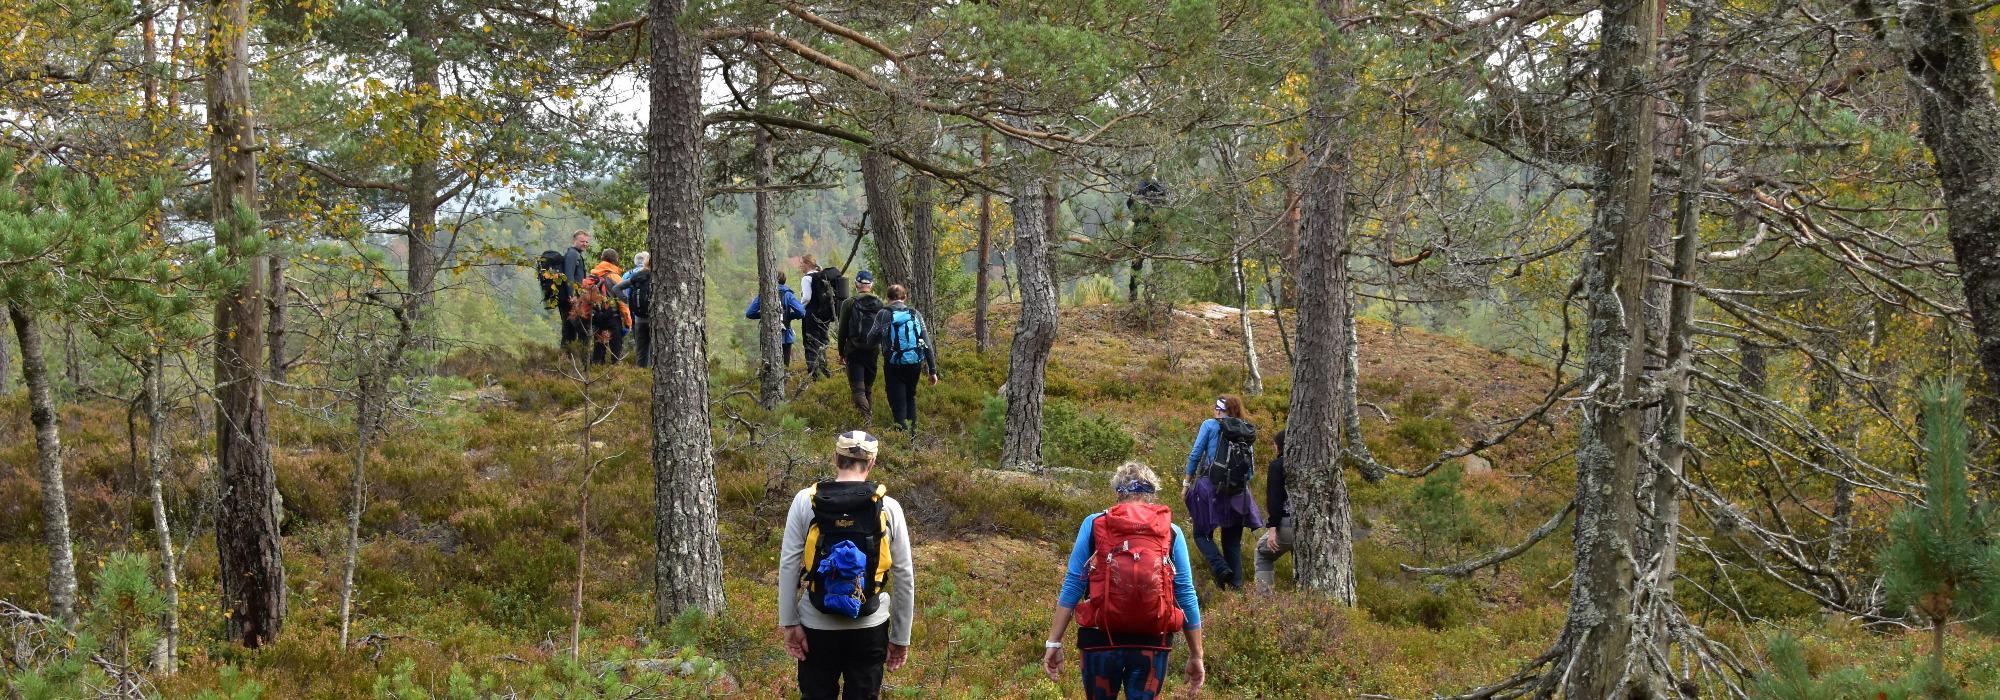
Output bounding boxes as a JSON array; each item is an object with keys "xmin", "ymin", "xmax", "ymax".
[{"xmin": 801, "ymin": 483, "xmax": 824, "ymax": 575}]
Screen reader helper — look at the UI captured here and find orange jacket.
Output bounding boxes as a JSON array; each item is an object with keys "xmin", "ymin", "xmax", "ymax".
[{"xmin": 589, "ymin": 261, "xmax": 633, "ymax": 329}]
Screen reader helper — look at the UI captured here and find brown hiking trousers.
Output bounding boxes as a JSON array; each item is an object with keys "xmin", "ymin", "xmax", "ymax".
[{"xmin": 845, "ymin": 350, "xmax": 878, "ymax": 423}]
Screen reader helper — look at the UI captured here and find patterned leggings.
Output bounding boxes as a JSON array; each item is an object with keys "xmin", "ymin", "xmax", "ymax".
[{"xmin": 1082, "ymin": 648, "xmax": 1171, "ymax": 700}]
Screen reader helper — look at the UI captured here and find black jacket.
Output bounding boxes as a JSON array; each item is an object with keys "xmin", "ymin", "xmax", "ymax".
[
  {"xmin": 615, "ymin": 269, "xmax": 651, "ymax": 319},
  {"xmin": 1266, "ymin": 453, "xmax": 1288, "ymax": 524}
]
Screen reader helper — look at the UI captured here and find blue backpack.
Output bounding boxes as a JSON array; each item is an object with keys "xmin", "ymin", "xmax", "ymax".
[{"xmin": 887, "ymin": 308, "xmax": 925, "ymax": 366}]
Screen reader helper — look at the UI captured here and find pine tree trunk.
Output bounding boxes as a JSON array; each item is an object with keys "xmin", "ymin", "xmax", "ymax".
[
  {"xmin": 267, "ymin": 254, "xmax": 286, "ymax": 380},
  {"xmin": 1904, "ymin": 0, "xmax": 2000, "ymax": 405},
  {"xmin": 144, "ymin": 353, "xmax": 178, "ymax": 671},
  {"xmin": 11, "ymin": 305, "xmax": 75, "ymax": 625},
  {"xmin": 974, "ymin": 135, "xmax": 993, "ymax": 354},
  {"xmin": 1001, "ymin": 121, "xmax": 1057, "ymax": 472},
  {"xmin": 648, "ymin": 0, "xmax": 726, "ymax": 619},
  {"xmin": 1553, "ymin": 0, "xmax": 1660, "ymax": 691},
  {"xmin": 205, "ymin": 0, "xmax": 284, "ymax": 646},
  {"xmin": 404, "ymin": 8, "xmax": 442, "ymax": 329},
  {"xmin": 911, "ymin": 175, "xmax": 938, "ymax": 334},
  {"xmin": 753, "ymin": 69, "xmax": 784, "ymax": 410},
  {"xmin": 862, "ymin": 151, "xmax": 913, "ymax": 292},
  {"xmin": 1287, "ymin": 0, "xmax": 1359, "ymax": 602}
]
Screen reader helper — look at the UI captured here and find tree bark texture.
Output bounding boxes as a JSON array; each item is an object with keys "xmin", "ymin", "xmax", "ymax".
[
  {"xmin": 205, "ymin": 0, "xmax": 285, "ymax": 647},
  {"xmin": 11, "ymin": 305, "xmax": 75, "ymax": 625},
  {"xmin": 862, "ymin": 151, "xmax": 913, "ymax": 292},
  {"xmin": 338, "ymin": 306, "xmax": 413, "ymax": 650},
  {"xmin": 0, "ymin": 328, "xmax": 11, "ymax": 395},
  {"xmin": 911, "ymin": 174, "xmax": 938, "ymax": 332},
  {"xmin": 404, "ymin": 7, "xmax": 443, "ymax": 327},
  {"xmin": 1646, "ymin": 14, "xmax": 1705, "ymax": 655},
  {"xmin": 267, "ymin": 255, "xmax": 287, "ymax": 380},
  {"xmin": 1001, "ymin": 121, "xmax": 1057, "ymax": 472},
  {"xmin": 1551, "ymin": 0, "xmax": 1661, "ymax": 691},
  {"xmin": 649, "ymin": 0, "xmax": 727, "ymax": 620},
  {"xmin": 1904, "ymin": 0, "xmax": 2000, "ymax": 404},
  {"xmin": 754, "ymin": 76, "xmax": 784, "ymax": 410},
  {"xmin": 1338, "ymin": 285, "xmax": 1383, "ymax": 483},
  {"xmin": 974, "ymin": 134, "xmax": 992, "ymax": 354},
  {"xmin": 1286, "ymin": 0, "xmax": 1360, "ymax": 603},
  {"xmin": 145, "ymin": 353, "xmax": 178, "ymax": 671},
  {"xmin": 337, "ymin": 370, "xmax": 378, "ymax": 650},
  {"xmin": 1233, "ymin": 253, "xmax": 1263, "ymax": 396}
]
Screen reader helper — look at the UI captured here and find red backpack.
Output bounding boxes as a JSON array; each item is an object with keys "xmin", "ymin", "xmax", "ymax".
[{"xmin": 1074, "ymin": 502, "xmax": 1185, "ymax": 636}]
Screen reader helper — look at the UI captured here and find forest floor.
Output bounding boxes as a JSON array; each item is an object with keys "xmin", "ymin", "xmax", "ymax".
[{"xmin": 0, "ymin": 305, "xmax": 1983, "ymax": 698}]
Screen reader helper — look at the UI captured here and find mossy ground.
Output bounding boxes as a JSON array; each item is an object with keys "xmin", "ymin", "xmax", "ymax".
[{"xmin": 1, "ymin": 310, "xmax": 1990, "ymax": 698}]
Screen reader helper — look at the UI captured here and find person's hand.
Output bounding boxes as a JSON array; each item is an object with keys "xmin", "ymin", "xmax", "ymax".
[
  {"xmin": 928, "ymin": 373, "xmax": 939, "ymax": 386},
  {"xmin": 886, "ymin": 643, "xmax": 909, "ymax": 671},
  {"xmin": 1184, "ymin": 655, "xmax": 1206, "ymax": 694},
  {"xmin": 781, "ymin": 625, "xmax": 809, "ymax": 661},
  {"xmin": 1042, "ymin": 646, "xmax": 1063, "ymax": 682},
  {"xmin": 1260, "ymin": 528, "xmax": 1278, "ymax": 553}
]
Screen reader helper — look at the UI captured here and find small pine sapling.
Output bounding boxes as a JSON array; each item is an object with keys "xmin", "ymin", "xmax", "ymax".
[{"xmin": 1878, "ymin": 380, "xmax": 2000, "ymax": 671}]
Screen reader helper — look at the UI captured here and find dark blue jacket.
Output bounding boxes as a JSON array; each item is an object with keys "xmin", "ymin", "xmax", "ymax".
[{"xmin": 745, "ymin": 285, "xmax": 808, "ymax": 344}]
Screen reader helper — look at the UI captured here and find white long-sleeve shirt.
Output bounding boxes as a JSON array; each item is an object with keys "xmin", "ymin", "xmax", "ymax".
[
  {"xmin": 777, "ymin": 483, "xmax": 915, "ymax": 645},
  {"xmin": 799, "ymin": 272, "xmax": 817, "ymax": 306}
]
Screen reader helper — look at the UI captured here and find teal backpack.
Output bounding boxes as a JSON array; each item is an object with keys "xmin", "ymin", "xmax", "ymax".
[{"xmin": 887, "ymin": 308, "xmax": 926, "ymax": 366}]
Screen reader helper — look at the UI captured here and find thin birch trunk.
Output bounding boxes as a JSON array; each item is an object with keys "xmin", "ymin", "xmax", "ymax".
[
  {"xmin": 145, "ymin": 354, "xmax": 178, "ymax": 671},
  {"xmin": 12, "ymin": 305, "xmax": 75, "ymax": 624}
]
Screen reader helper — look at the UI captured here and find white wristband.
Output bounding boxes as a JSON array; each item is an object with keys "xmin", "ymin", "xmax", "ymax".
[{"xmin": 1044, "ymin": 640, "xmax": 1063, "ymax": 649}]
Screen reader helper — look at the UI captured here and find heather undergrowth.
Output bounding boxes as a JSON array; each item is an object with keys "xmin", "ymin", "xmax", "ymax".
[{"xmin": 2, "ymin": 321, "xmax": 1994, "ymax": 698}]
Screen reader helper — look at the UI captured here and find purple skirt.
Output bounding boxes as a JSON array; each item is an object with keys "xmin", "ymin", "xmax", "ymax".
[{"xmin": 1183, "ymin": 476, "xmax": 1264, "ymax": 533}]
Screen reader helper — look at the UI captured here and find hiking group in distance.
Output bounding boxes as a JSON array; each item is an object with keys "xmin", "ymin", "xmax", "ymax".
[{"xmin": 537, "ymin": 232, "xmax": 941, "ymax": 432}]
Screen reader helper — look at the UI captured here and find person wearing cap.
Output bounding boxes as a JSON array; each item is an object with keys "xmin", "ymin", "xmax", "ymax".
[
  {"xmin": 778, "ymin": 431, "xmax": 915, "ymax": 700},
  {"xmin": 1181, "ymin": 395, "xmax": 1264, "ymax": 590},
  {"xmin": 835, "ymin": 270, "xmax": 884, "ymax": 422},
  {"xmin": 1040, "ymin": 462, "xmax": 1205, "ymax": 700}
]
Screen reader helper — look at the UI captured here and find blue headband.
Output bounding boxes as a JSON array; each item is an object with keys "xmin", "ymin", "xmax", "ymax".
[{"xmin": 1115, "ymin": 481, "xmax": 1157, "ymax": 494}]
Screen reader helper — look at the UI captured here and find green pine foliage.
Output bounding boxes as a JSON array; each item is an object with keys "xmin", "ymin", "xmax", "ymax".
[{"xmin": 1879, "ymin": 381, "xmax": 2000, "ymax": 652}]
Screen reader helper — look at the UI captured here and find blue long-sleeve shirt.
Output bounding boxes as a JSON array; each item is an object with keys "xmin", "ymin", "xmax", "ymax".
[
  {"xmin": 744, "ymin": 284, "xmax": 807, "ymax": 344},
  {"xmin": 1057, "ymin": 512, "xmax": 1201, "ymax": 630},
  {"xmin": 1185, "ymin": 418, "xmax": 1253, "ymax": 481}
]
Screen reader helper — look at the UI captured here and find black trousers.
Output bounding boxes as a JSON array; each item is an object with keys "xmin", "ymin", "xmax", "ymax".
[
  {"xmin": 784, "ymin": 341, "xmax": 794, "ymax": 368},
  {"xmin": 798, "ymin": 624, "xmax": 889, "ymax": 700},
  {"xmin": 632, "ymin": 320, "xmax": 651, "ymax": 368},
  {"xmin": 560, "ymin": 315, "xmax": 586, "ymax": 347},
  {"xmin": 845, "ymin": 350, "xmax": 878, "ymax": 423},
  {"xmin": 628, "ymin": 322, "xmax": 652, "ymax": 366},
  {"xmin": 883, "ymin": 362, "xmax": 921, "ymax": 429},
  {"xmin": 802, "ymin": 318, "xmax": 832, "ymax": 379},
  {"xmin": 590, "ymin": 327, "xmax": 624, "ymax": 365}
]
